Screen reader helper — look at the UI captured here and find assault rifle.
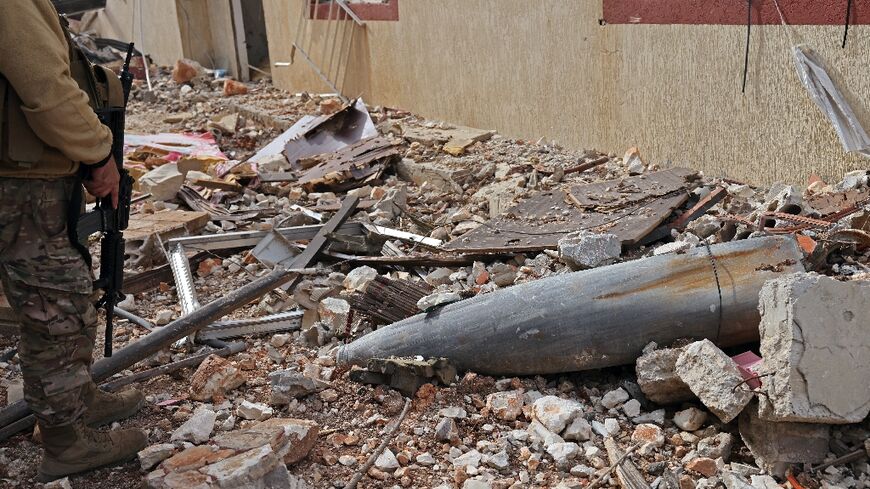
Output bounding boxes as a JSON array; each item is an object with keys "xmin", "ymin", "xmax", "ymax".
[{"xmin": 76, "ymin": 43, "xmax": 135, "ymax": 357}]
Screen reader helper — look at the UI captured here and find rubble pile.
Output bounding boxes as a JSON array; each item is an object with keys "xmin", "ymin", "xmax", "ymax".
[{"xmin": 0, "ymin": 66, "xmax": 869, "ymax": 489}]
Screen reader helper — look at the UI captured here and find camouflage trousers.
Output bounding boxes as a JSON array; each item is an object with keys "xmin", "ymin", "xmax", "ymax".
[{"xmin": 0, "ymin": 177, "xmax": 97, "ymax": 427}]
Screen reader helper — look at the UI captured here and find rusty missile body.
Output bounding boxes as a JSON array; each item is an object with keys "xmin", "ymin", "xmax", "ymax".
[{"xmin": 338, "ymin": 236, "xmax": 806, "ymax": 375}]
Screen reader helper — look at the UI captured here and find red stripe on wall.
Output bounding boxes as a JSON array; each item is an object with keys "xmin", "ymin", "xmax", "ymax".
[{"xmin": 602, "ymin": 0, "xmax": 869, "ymax": 25}]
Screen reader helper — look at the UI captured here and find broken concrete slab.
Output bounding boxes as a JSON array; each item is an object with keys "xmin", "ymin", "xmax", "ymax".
[
  {"xmin": 400, "ymin": 123, "xmax": 494, "ymax": 148},
  {"xmin": 636, "ymin": 347, "xmax": 695, "ymax": 405},
  {"xmin": 201, "ymin": 444, "xmax": 277, "ymax": 487},
  {"xmin": 758, "ymin": 272, "xmax": 870, "ymax": 424},
  {"xmin": 213, "ymin": 418, "xmax": 319, "ymax": 465},
  {"xmin": 675, "ymin": 339, "xmax": 753, "ymax": 423},
  {"xmin": 146, "ymin": 417, "xmax": 317, "ymax": 489},
  {"xmin": 317, "ymin": 297, "xmax": 350, "ymax": 334},
  {"xmin": 738, "ymin": 404, "xmax": 830, "ymax": 477}
]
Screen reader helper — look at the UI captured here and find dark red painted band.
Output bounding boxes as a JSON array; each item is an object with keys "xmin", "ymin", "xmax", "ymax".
[
  {"xmin": 602, "ymin": 0, "xmax": 869, "ymax": 25},
  {"xmin": 310, "ymin": 0, "xmax": 399, "ymax": 22}
]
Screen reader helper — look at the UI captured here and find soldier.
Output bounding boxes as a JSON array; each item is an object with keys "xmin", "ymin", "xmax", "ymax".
[{"xmin": 0, "ymin": 0, "xmax": 147, "ymax": 482}]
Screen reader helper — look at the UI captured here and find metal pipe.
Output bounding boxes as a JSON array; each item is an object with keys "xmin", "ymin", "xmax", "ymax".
[
  {"xmin": 114, "ymin": 307, "xmax": 154, "ymax": 331},
  {"xmin": 338, "ymin": 236, "xmax": 806, "ymax": 376}
]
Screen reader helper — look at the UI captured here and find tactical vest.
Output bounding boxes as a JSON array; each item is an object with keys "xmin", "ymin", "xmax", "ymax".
[{"xmin": 0, "ymin": 15, "xmax": 121, "ymax": 174}]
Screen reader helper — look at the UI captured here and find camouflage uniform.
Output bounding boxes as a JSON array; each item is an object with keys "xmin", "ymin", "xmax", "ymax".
[
  {"xmin": 0, "ymin": 3, "xmax": 146, "ymax": 480},
  {"xmin": 0, "ymin": 177, "xmax": 97, "ymax": 426}
]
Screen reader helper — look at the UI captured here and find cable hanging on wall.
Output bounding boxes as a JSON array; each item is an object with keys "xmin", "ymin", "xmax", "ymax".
[
  {"xmin": 741, "ymin": 0, "xmax": 752, "ymax": 93},
  {"xmin": 842, "ymin": 0, "xmax": 853, "ymax": 48}
]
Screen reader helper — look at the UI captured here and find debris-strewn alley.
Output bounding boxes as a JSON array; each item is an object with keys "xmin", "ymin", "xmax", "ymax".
[{"xmin": 2, "ymin": 28, "xmax": 870, "ymax": 489}]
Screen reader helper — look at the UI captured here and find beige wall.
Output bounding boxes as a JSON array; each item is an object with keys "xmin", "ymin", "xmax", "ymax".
[
  {"xmin": 263, "ymin": 0, "xmax": 870, "ymax": 185},
  {"xmin": 84, "ymin": 0, "xmax": 183, "ymax": 67},
  {"xmin": 86, "ymin": 0, "xmax": 243, "ymax": 77},
  {"xmin": 176, "ymin": 0, "xmax": 241, "ymax": 75}
]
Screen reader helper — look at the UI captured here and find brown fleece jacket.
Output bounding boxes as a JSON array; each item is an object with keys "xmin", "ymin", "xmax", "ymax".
[{"xmin": 0, "ymin": 0, "xmax": 112, "ymax": 178}]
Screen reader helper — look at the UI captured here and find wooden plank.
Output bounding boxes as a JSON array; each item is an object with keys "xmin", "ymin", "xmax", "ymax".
[
  {"xmin": 296, "ymin": 136, "xmax": 402, "ymax": 191},
  {"xmin": 670, "ymin": 186, "xmax": 727, "ymax": 230},
  {"xmin": 125, "ymin": 210, "xmax": 210, "ymax": 242},
  {"xmin": 191, "ymin": 178, "xmax": 243, "ymax": 192},
  {"xmin": 444, "ymin": 168, "xmax": 696, "ymax": 253},
  {"xmin": 568, "ymin": 167, "xmax": 695, "ymax": 209},
  {"xmin": 604, "ymin": 438, "xmax": 651, "ymax": 489}
]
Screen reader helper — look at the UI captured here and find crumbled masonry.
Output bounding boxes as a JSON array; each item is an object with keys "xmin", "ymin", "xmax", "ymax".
[
  {"xmin": 675, "ymin": 339, "xmax": 754, "ymax": 423},
  {"xmin": 1, "ymin": 64, "xmax": 869, "ymax": 489},
  {"xmin": 758, "ymin": 272, "xmax": 870, "ymax": 424},
  {"xmin": 635, "ymin": 347, "xmax": 694, "ymax": 405}
]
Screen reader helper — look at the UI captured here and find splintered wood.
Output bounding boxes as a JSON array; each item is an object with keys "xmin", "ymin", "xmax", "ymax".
[
  {"xmin": 125, "ymin": 210, "xmax": 211, "ymax": 243},
  {"xmin": 296, "ymin": 137, "xmax": 402, "ymax": 192},
  {"xmin": 348, "ymin": 275, "xmax": 432, "ymax": 325},
  {"xmin": 444, "ymin": 168, "xmax": 697, "ymax": 253},
  {"xmin": 177, "ymin": 185, "xmax": 264, "ymax": 222}
]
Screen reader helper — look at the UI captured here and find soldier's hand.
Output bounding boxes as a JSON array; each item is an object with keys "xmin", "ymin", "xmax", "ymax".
[{"xmin": 84, "ymin": 157, "xmax": 120, "ymax": 209}]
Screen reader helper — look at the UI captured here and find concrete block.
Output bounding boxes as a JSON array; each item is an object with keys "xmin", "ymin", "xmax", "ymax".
[
  {"xmin": 675, "ymin": 340, "xmax": 753, "ymax": 423},
  {"xmin": 738, "ymin": 404, "xmax": 829, "ymax": 477},
  {"xmin": 758, "ymin": 273, "xmax": 870, "ymax": 424},
  {"xmin": 140, "ymin": 163, "xmax": 185, "ymax": 202},
  {"xmin": 636, "ymin": 347, "xmax": 695, "ymax": 405},
  {"xmin": 557, "ymin": 230, "xmax": 621, "ymax": 269}
]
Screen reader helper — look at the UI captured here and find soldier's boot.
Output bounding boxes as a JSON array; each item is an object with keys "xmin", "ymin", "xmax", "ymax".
[
  {"xmin": 82, "ymin": 383, "xmax": 145, "ymax": 427},
  {"xmin": 37, "ymin": 421, "xmax": 147, "ymax": 482}
]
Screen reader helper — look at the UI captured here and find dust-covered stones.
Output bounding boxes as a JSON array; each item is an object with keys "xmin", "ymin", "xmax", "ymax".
[
  {"xmin": 189, "ymin": 354, "xmax": 248, "ymax": 402},
  {"xmin": 675, "ymin": 340, "xmax": 752, "ymax": 423}
]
